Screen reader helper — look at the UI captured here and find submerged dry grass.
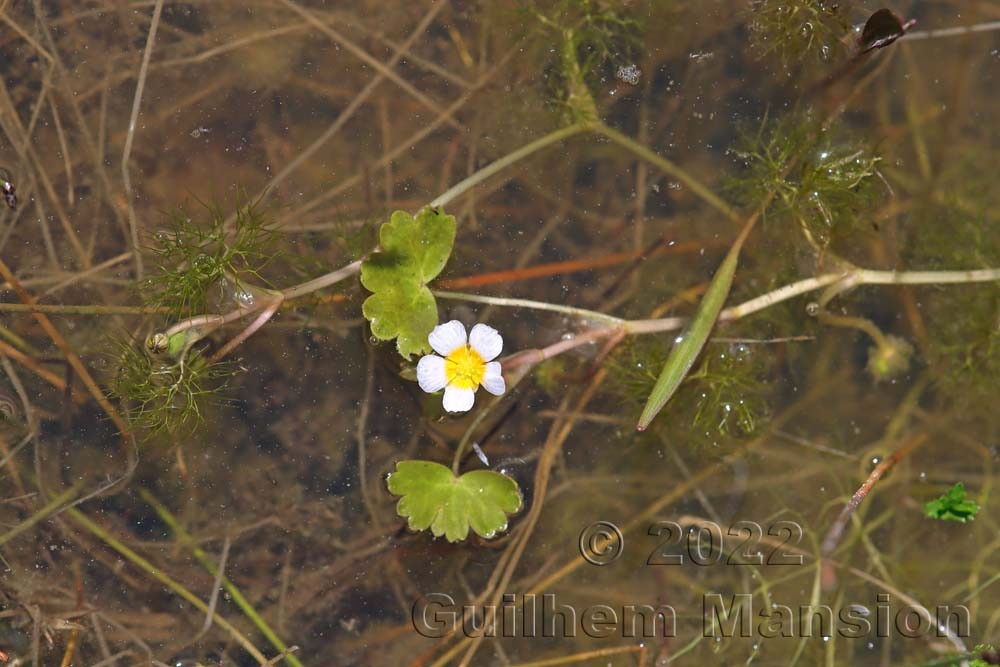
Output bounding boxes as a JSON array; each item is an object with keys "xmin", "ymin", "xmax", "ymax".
[{"xmin": 0, "ymin": 1, "xmax": 998, "ymax": 665}]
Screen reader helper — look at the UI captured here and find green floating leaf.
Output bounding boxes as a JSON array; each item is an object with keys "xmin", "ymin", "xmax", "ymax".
[
  {"xmin": 924, "ymin": 483, "xmax": 980, "ymax": 523},
  {"xmin": 387, "ymin": 460, "xmax": 522, "ymax": 542},
  {"xmin": 361, "ymin": 207, "xmax": 456, "ymax": 359}
]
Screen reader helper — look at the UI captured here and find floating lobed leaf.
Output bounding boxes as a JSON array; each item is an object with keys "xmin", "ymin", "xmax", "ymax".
[
  {"xmin": 361, "ymin": 207, "xmax": 457, "ymax": 359},
  {"xmin": 386, "ymin": 460, "xmax": 522, "ymax": 542}
]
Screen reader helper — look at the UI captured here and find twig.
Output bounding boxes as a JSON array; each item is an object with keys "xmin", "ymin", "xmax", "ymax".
[
  {"xmin": 138, "ymin": 489, "xmax": 305, "ymax": 667},
  {"xmin": 0, "ymin": 338, "xmax": 67, "ymax": 390},
  {"xmin": 238, "ymin": 1, "xmax": 447, "ymax": 216},
  {"xmin": 0, "ymin": 482, "xmax": 81, "ymax": 548},
  {"xmin": 592, "ymin": 122, "xmax": 740, "ymax": 223},
  {"xmin": 819, "ymin": 433, "xmax": 928, "ymax": 565},
  {"xmin": 0, "ymin": 302, "xmax": 160, "ymax": 315},
  {"xmin": 430, "ymin": 122, "xmax": 589, "ymax": 209},
  {"xmin": 66, "ymin": 506, "xmax": 273, "ymax": 665},
  {"xmin": 0, "ymin": 258, "xmax": 131, "ymax": 436},
  {"xmin": 208, "ymin": 296, "xmax": 282, "ymax": 363},
  {"xmin": 121, "ymin": 0, "xmax": 165, "ymax": 279},
  {"xmin": 196, "ymin": 532, "xmax": 231, "ymax": 638},
  {"xmin": 433, "ymin": 289, "xmax": 624, "ymax": 326},
  {"xmin": 357, "ymin": 346, "xmax": 379, "ymax": 526},
  {"xmin": 902, "ymin": 20, "xmax": 1000, "ymax": 41},
  {"xmin": 277, "ymin": 0, "xmax": 458, "ymax": 130}
]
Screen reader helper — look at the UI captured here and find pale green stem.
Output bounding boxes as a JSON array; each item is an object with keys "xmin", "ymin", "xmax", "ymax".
[
  {"xmin": 429, "ymin": 122, "xmax": 590, "ymax": 209},
  {"xmin": 0, "ymin": 303, "xmax": 161, "ymax": 315},
  {"xmin": 0, "ymin": 483, "xmax": 81, "ymax": 547},
  {"xmin": 593, "ymin": 122, "xmax": 740, "ymax": 223},
  {"xmin": 66, "ymin": 507, "xmax": 271, "ymax": 665},
  {"xmin": 163, "ymin": 260, "xmax": 362, "ymax": 340},
  {"xmin": 625, "ymin": 266, "xmax": 1000, "ymax": 335},
  {"xmin": 853, "ymin": 267, "xmax": 1000, "ymax": 286},
  {"xmin": 502, "ymin": 325, "xmax": 621, "ymax": 372},
  {"xmin": 138, "ymin": 489, "xmax": 304, "ymax": 667},
  {"xmin": 208, "ymin": 297, "xmax": 283, "ymax": 364},
  {"xmin": 450, "ymin": 403, "xmax": 496, "ymax": 475},
  {"xmin": 280, "ymin": 259, "xmax": 362, "ymax": 300},
  {"xmin": 818, "ymin": 311, "xmax": 890, "ymax": 349},
  {"xmin": 474, "ymin": 266, "xmax": 1000, "ymax": 339},
  {"xmin": 433, "ymin": 289, "xmax": 623, "ymax": 326}
]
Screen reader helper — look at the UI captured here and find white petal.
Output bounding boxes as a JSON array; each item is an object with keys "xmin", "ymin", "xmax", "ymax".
[
  {"xmin": 429, "ymin": 320, "xmax": 467, "ymax": 356},
  {"xmin": 416, "ymin": 355, "xmax": 448, "ymax": 393},
  {"xmin": 442, "ymin": 385, "xmax": 475, "ymax": 413},
  {"xmin": 469, "ymin": 323, "xmax": 503, "ymax": 361},
  {"xmin": 481, "ymin": 362, "xmax": 505, "ymax": 395}
]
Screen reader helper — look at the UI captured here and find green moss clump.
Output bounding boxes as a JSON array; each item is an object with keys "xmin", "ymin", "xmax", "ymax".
[
  {"xmin": 967, "ymin": 645, "xmax": 1000, "ymax": 667},
  {"xmin": 109, "ymin": 336, "xmax": 231, "ymax": 436},
  {"xmin": 727, "ymin": 114, "xmax": 880, "ymax": 249},
  {"xmin": 144, "ymin": 198, "xmax": 278, "ymax": 317},
  {"xmin": 530, "ymin": 0, "xmax": 641, "ymax": 122},
  {"xmin": 608, "ymin": 336, "xmax": 770, "ymax": 442},
  {"xmin": 904, "ymin": 186, "xmax": 1000, "ymax": 398},
  {"xmin": 747, "ymin": 0, "xmax": 852, "ymax": 69}
]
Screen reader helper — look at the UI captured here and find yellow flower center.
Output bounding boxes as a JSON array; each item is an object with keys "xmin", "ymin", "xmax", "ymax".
[{"xmin": 445, "ymin": 345, "xmax": 485, "ymax": 390}]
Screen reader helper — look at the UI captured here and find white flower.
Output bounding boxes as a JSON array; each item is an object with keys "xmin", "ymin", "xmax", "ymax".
[{"xmin": 416, "ymin": 320, "xmax": 506, "ymax": 413}]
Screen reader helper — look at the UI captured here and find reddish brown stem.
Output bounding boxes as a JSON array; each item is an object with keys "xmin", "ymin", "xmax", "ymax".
[{"xmin": 819, "ymin": 432, "xmax": 928, "ymax": 588}]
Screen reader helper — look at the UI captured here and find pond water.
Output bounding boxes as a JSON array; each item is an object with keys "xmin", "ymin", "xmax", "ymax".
[{"xmin": 0, "ymin": 2, "xmax": 998, "ymax": 666}]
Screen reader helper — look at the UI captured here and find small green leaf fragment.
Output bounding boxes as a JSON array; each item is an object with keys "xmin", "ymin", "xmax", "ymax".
[
  {"xmin": 387, "ymin": 460, "xmax": 522, "ymax": 542},
  {"xmin": 924, "ymin": 483, "xmax": 980, "ymax": 523},
  {"xmin": 361, "ymin": 208, "xmax": 456, "ymax": 358}
]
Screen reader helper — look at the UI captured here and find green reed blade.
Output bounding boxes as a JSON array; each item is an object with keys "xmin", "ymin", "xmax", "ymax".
[{"xmin": 636, "ymin": 218, "xmax": 757, "ymax": 431}]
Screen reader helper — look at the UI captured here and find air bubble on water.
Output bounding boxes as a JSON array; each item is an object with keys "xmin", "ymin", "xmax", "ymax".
[
  {"xmin": 231, "ymin": 287, "xmax": 254, "ymax": 307},
  {"xmin": 615, "ymin": 64, "xmax": 641, "ymax": 85}
]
